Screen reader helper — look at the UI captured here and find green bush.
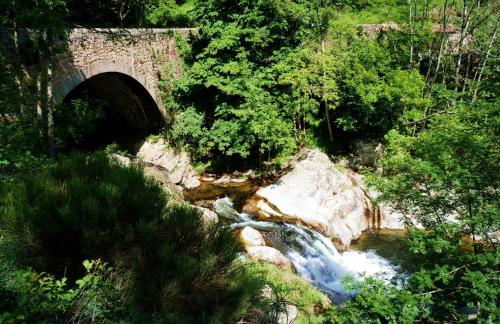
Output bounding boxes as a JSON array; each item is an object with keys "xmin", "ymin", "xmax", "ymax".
[
  {"xmin": 244, "ymin": 261, "xmax": 331, "ymax": 324},
  {"xmin": 0, "ymin": 152, "xmax": 263, "ymax": 322},
  {"xmin": 54, "ymin": 97, "xmax": 105, "ymax": 150},
  {"xmin": 0, "ymin": 152, "xmax": 168, "ymax": 274},
  {"xmin": 0, "ymin": 258, "xmax": 124, "ymax": 323}
]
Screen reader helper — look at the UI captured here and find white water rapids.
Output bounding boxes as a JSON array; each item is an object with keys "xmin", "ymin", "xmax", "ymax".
[{"xmin": 214, "ymin": 197, "xmax": 398, "ymax": 302}]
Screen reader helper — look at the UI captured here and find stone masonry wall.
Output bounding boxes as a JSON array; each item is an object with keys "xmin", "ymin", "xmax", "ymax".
[{"xmin": 52, "ymin": 28, "xmax": 196, "ymax": 115}]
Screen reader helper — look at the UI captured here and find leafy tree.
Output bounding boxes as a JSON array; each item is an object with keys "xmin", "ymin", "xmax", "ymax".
[
  {"xmin": 171, "ymin": 0, "xmax": 313, "ymax": 164},
  {"xmin": 143, "ymin": 0, "xmax": 194, "ymax": 27},
  {"xmin": 369, "ymin": 100, "xmax": 499, "ymax": 321}
]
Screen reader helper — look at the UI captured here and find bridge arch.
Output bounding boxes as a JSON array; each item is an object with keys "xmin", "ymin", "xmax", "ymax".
[
  {"xmin": 60, "ymin": 69, "xmax": 165, "ymax": 149},
  {"xmin": 48, "ymin": 28, "xmax": 194, "ymax": 149},
  {"xmin": 55, "ymin": 61, "xmax": 162, "ymax": 110}
]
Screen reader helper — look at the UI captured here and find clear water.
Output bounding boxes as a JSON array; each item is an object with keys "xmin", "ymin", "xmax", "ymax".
[{"xmin": 214, "ymin": 197, "xmax": 399, "ymax": 302}]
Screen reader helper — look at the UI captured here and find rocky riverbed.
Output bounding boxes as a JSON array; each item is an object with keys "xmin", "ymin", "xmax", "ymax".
[{"xmin": 118, "ymin": 139, "xmax": 411, "ymax": 300}]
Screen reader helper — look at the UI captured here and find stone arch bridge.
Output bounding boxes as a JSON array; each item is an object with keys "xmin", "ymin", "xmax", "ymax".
[{"xmin": 52, "ymin": 28, "xmax": 195, "ymax": 136}]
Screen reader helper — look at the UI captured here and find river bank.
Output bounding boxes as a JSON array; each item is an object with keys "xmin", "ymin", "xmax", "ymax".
[{"xmin": 120, "ymin": 139, "xmax": 412, "ymax": 302}]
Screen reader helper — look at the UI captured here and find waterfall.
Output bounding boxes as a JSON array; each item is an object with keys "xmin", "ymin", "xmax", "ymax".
[{"xmin": 214, "ymin": 197, "xmax": 398, "ymax": 302}]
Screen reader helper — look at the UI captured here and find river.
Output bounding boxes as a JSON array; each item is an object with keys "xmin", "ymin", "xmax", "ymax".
[{"xmin": 185, "ymin": 180, "xmax": 411, "ymax": 302}]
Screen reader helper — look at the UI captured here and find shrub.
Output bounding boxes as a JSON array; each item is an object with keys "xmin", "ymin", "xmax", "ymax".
[
  {"xmin": 0, "ymin": 152, "xmax": 263, "ymax": 322},
  {"xmin": 0, "ymin": 258, "xmax": 124, "ymax": 323},
  {"xmin": 0, "ymin": 152, "xmax": 168, "ymax": 275},
  {"xmin": 242, "ymin": 261, "xmax": 331, "ymax": 324}
]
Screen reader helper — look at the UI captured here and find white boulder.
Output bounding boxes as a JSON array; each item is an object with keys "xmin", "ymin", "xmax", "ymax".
[
  {"xmin": 239, "ymin": 226, "xmax": 266, "ymax": 248},
  {"xmin": 247, "ymin": 246, "xmax": 292, "ymax": 269},
  {"xmin": 256, "ymin": 149, "xmax": 373, "ymax": 246},
  {"xmin": 137, "ymin": 139, "xmax": 200, "ymax": 189}
]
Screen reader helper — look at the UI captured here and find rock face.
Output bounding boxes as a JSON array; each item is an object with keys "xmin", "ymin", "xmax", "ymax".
[
  {"xmin": 137, "ymin": 139, "xmax": 200, "ymax": 189},
  {"xmin": 109, "ymin": 153, "xmax": 131, "ymax": 167},
  {"xmin": 195, "ymin": 206, "xmax": 219, "ymax": 226},
  {"xmin": 247, "ymin": 246, "xmax": 292, "ymax": 269},
  {"xmin": 256, "ymin": 149, "xmax": 402, "ymax": 247},
  {"xmin": 278, "ymin": 305, "xmax": 298, "ymax": 324},
  {"xmin": 240, "ymin": 226, "xmax": 266, "ymax": 248},
  {"xmin": 239, "ymin": 226, "xmax": 292, "ymax": 269}
]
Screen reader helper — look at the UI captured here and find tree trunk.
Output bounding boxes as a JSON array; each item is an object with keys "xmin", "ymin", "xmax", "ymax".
[
  {"xmin": 461, "ymin": 52, "xmax": 472, "ymax": 92},
  {"xmin": 38, "ymin": 29, "xmax": 56, "ymax": 159},
  {"xmin": 471, "ymin": 19, "xmax": 497, "ymax": 103},
  {"xmin": 12, "ymin": 1, "xmax": 25, "ymax": 117},
  {"xmin": 430, "ymin": 0, "xmax": 450, "ymax": 89},
  {"xmin": 454, "ymin": 0, "xmax": 470, "ymax": 91},
  {"xmin": 408, "ymin": 0, "xmax": 414, "ymax": 64},
  {"xmin": 47, "ymin": 61, "xmax": 56, "ymax": 160},
  {"xmin": 321, "ymin": 41, "xmax": 334, "ymax": 143}
]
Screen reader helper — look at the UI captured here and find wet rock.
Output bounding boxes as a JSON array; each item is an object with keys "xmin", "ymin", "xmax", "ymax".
[
  {"xmin": 240, "ymin": 226, "xmax": 266, "ymax": 248},
  {"xmin": 256, "ymin": 200, "xmax": 282, "ymax": 218},
  {"xmin": 247, "ymin": 246, "xmax": 292, "ymax": 269},
  {"xmin": 191, "ymin": 199, "xmax": 215, "ymax": 209},
  {"xmin": 137, "ymin": 139, "xmax": 200, "ymax": 189},
  {"xmin": 211, "ymin": 173, "xmax": 249, "ymax": 185},
  {"xmin": 278, "ymin": 305, "xmax": 298, "ymax": 324},
  {"xmin": 183, "ymin": 175, "xmax": 201, "ymax": 189},
  {"xmin": 230, "ymin": 177, "xmax": 248, "ymax": 184},
  {"xmin": 213, "ymin": 174, "xmax": 231, "ymax": 185}
]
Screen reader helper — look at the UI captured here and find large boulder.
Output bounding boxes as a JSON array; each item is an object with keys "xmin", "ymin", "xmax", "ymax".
[
  {"xmin": 137, "ymin": 139, "xmax": 200, "ymax": 189},
  {"xmin": 256, "ymin": 149, "xmax": 374, "ymax": 246},
  {"xmin": 240, "ymin": 226, "xmax": 266, "ymax": 248},
  {"xmin": 194, "ymin": 206, "xmax": 219, "ymax": 226},
  {"xmin": 247, "ymin": 246, "xmax": 292, "ymax": 269}
]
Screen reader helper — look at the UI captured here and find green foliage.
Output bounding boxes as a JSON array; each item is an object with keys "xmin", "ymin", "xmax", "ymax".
[
  {"xmin": 377, "ymin": 101, "xmax": 499, "ymax": 238},
  {"xmin": 0, "ymin": 259, "xmax": 124, "ymax": 323},
  {"xmin": 244, "ymin": 261, "xmax": 331, "ymax": 323},
  {"xmin": 169, "ymin": 106, "xmax": 206, "ymax": 152},
  {"xmin": 0, "ymin": 0, "xmax": 68, "ymax": 30},
  {"xmin": 166, "ymin": 0, "xmax": 431, "ymax": 164},
  {"xmin": 170, "ymin": 0, "xmax": 314, "ymax": 163},
  {"xmin": 0, "ymin": 152, "xmax": 167, "ymax": 273},
  {"xmin": 324, "ymin": 27, "xmax": 429, "ymax": 137},
  {"xmin": 0, "ymin": 122, "xmax": 49, "ymax": 181},
  {"xmin": 327, "ymin": 276, "xmax": 431, "ymax": 323},
  {"xmin": 54, "ymin": 98, "xmax": 105, "ymax": 149},
  {"xmin": 103, "ymin": 142, "xmax": 128, "ymax": 156},
  {"xmin": 0, "ymin": 153, "xmax": 263, "ymax": 322},
  {"xmin": 144, "ymin": 0, "xmax": 195, "ymax": 27},
  {"xmin": 367, "ymin": 100, "xmax": 500, "ymax": 321}
]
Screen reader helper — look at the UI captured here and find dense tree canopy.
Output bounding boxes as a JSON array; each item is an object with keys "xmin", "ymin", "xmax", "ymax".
[{"xmin": 0, "ymin": 0, "xmax": 498, "ymax": 322}]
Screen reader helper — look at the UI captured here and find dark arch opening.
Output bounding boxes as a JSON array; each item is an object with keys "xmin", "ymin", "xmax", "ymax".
[{"xmin": 60, "ymin": 72, "xmax": 164, "ymax": 152}]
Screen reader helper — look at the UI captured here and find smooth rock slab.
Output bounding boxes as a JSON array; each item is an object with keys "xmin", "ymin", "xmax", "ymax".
[{"xmin": 256, "ymin": 149, "xmax": 372, "ymax": 246}]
